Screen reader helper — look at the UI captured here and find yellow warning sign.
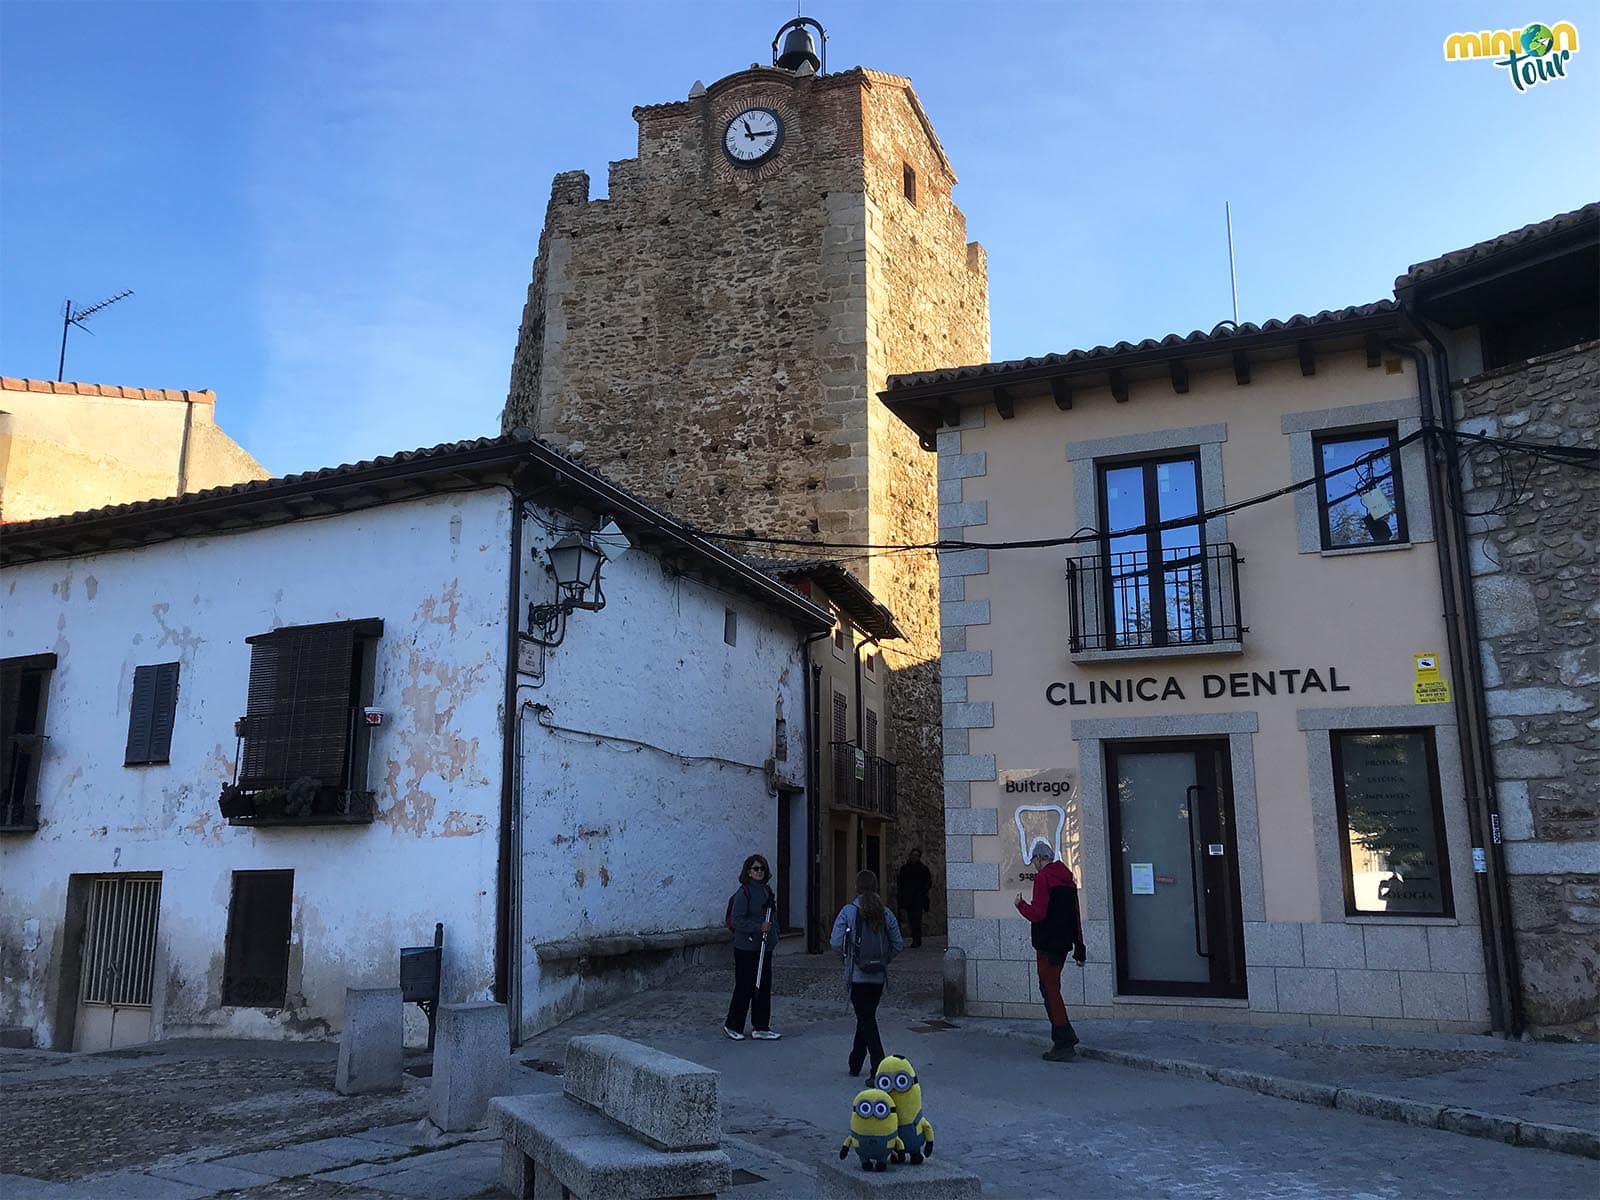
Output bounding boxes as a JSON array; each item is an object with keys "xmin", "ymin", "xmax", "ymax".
[{"xmin": 1413, "ymin": 652, "xmax": 1451, "ymax": 704}]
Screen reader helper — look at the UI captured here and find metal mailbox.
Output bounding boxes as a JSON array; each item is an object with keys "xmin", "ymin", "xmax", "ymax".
[{"xmin": 399, "ymin": 922, "xmax": 443, "ymax": 1049}]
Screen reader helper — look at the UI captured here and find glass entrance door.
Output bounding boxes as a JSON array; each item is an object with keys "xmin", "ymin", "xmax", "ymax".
[{"xmin": 1106, "ymin": 741, "xmax": 1246, "ymax": 997}]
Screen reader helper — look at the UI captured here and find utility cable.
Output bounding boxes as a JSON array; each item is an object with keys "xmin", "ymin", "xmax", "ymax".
[{"xmin": 528, "ymin": 705, "xmax": 769, "ymax": 774}]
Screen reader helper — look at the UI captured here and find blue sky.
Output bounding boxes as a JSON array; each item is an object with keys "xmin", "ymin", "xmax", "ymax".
[{"xmin": 2, "ymin": 2, "xmax": 1595, "ymax": 477}]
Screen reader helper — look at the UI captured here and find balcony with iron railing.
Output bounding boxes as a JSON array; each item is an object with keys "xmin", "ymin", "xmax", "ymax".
[
  {"xmin": 1065, "ymin": 542, "xmax": 1245, "ymax": 660},
  {"xmin": 218, "ymin": 708, "xmax": 375, "ymax": 826},
  {"xmin": 830, "ymin": 741, "xmax": 898, "ymax": 820}
]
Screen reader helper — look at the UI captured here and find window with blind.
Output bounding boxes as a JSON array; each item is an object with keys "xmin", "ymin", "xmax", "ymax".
[
  {"xmin": 125, "ymin": 663, "xmax": 180, "ymax": 766},
  {"xmin": 1, "ymin": 653, "xmax": 56, "ymax": 832},
  {"xmin": 223, "ymin": 619, "xmax": 381, "ymax": 824}
]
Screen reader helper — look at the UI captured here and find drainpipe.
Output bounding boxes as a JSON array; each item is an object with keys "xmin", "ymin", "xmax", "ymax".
[
  {"xmin": 494, "ymin": 489, "xmax": 525, "ymax": 1031},
  {"xmin": 853, "ymin": 634, "xmax": 882, "ymax": 879},
  {"xmin": 1392, "ymin": 333, "xmax": 1524, "ymax": 1036},
  {"xmin": 802, "ymin": 628, "xmax": 831, "ymax": 954}
]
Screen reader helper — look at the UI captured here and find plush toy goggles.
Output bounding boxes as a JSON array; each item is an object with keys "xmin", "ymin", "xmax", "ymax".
[
  {"xmin": 856, "ymin": 1099, "xmax": 892, "ymax": 1119},
  {"xmin": 877, "ymin": 1070, "xmax": 916, "ymax": 1091}
]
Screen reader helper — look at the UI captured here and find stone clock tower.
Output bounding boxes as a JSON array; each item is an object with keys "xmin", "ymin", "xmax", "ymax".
[{"xmin": 503, "ymin": 46, "xmax": 989, "ymax": 930}]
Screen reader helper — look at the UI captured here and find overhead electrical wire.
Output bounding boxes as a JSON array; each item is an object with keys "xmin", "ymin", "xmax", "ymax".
[
  {"xmin": 516, "ymin": 427, "xmax": 1595, "ymax": 569},
  {"xmin": 683, "ymin": 427, "xmax": 1594, "ymax": 561}
]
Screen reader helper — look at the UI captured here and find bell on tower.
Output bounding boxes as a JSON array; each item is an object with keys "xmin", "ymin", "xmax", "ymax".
[{"xmin": 773, "ymin": 16, "xmax": 825, "ymax": 73}]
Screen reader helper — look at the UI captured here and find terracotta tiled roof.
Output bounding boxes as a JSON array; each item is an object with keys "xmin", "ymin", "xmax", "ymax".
[
  {"xmin": 747, "ymin": 556, "xmax": 904, "ymax": 641},
  {"xmin": 1, "ymin": 430, "xmax": 832, "ymax": 630},
  {"xmin": 884, "ymin": 301, "xmax": 1400, "ymax": 394},
  {"xmin": 0, "ymin": 376, "xmax": 215, "ymax": 403},
  {"xmin": 1396, "ymin": 202, "xmax": 1600, "ymax": 289}
]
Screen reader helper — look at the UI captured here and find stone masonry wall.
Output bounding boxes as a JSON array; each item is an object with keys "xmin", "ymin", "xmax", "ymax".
[
  {"xmin": 502, "ymin": 68, "xmax": 989, "ymax": 933},
  {"xmin": 1455, "ymin": 339, "xmax": 1599, "ymax": 1038},
  {"xmin": 861, "ymin": 77, "xmax": 990, "ymax": 932}
]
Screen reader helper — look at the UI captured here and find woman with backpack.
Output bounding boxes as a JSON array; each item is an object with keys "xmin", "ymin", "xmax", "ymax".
[
  {"xmin": 724, "ymin": 853, "xmax": 782, "ymax": 1041},
  {"xmin": 829, "ymin": 869, "xmax": 905, "ymax": 1077}
]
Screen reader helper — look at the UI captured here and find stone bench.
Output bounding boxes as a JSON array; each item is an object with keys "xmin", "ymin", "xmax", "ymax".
[{"xmin": 491, "ymin": 1035, "xmax": 730, "ymax": 1199}]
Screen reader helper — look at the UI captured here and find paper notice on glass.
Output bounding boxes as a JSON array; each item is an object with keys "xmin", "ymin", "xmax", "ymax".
[{"xmin": 1130, "ymin": 863, "xmax": 1155, "ymax": 895}]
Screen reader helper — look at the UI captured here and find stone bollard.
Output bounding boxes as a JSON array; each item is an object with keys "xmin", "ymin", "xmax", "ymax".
[
  {"xmin": 818, "ymin": 1154, "xmax": 982, "ymax": 1199},
  {"xmin": 336, "ymin": 987, "xmax": 403, "ymax": 1095},
  {"xmin": 429, "ymin": 1001, "xmax": 509, "ymax": 1131},
  {"xmin": 942, "ymin": 946, "xmax": 967, "ymax": 1018}
]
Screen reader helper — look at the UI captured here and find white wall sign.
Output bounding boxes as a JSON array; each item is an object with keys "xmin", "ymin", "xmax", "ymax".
[{"xmin": 998, "ymin": 767, "xmax": 1079, "ymax": 887}]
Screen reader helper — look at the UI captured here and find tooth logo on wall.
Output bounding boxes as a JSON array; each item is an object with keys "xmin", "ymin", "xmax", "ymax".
[{"xmin": 998, "ymin": 768, "xmax": 1079, "ymax": 886}]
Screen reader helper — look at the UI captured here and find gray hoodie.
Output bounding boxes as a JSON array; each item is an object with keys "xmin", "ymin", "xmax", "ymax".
[{"xmin": 729, "ymin": 881, "xmax": 779, "ymax": 953}]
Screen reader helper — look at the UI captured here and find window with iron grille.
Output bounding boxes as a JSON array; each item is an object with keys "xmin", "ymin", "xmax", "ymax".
[
  {"xmin": 1, "ymin": 653, "xmax": 55, "ymax": 831},
  {"xmin": 223, "ymin": 870, "xmax": 294, "ymax": 1007},
  {"xmin": 227, "ymin": 619, "xmax": 381, "ymax": 822},
  {"xmin": 125, "ymin": 663, "xmax": 180, "ymax": 766}
]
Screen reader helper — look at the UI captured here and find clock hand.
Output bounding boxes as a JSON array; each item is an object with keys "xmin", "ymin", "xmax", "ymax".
[{"xmin": 743, "ymin": 119, "xmax": 756, "ymax": 138}]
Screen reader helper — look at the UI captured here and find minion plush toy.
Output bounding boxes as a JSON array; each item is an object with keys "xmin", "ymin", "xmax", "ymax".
[
  {"xmin": 875, "ymin": 1055, "xmax": 935, "ymax": 1164},
  {"xmin": 839, "ymin": 1088, "xmax": 903, "ymax": 1171}
]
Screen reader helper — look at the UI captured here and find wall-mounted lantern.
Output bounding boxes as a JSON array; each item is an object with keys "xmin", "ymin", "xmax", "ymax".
[{"xmin": 526, "ymin": 531, "xmax": 606, "ymax": 648}]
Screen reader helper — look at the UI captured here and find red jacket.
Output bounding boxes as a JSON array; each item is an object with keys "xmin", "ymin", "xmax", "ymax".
[{"xmin": 1015, "ymin": 860, "xmax": 1083, "ymax": 949}]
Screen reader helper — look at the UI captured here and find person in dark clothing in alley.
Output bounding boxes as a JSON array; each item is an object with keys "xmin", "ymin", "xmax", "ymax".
[
  {"xmin": 1014, "ymin": 840, "xmax": 1085, "ymax": 1061},
  {"xmin": 895, "ymin": 847, "xmax": 932, "ymax": 948},
  {"xmin": 725, "ymin": 853, "xmax": 781, "ymax": 1040}
]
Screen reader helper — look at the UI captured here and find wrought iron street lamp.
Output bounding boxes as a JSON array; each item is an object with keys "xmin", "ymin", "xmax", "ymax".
[{"xmin": 526, "ymin": 532, "xmax": 606, "ymax": 647}]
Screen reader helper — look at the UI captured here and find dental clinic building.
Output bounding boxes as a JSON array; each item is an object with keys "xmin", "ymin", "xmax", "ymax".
[{"xmin": 884, "ymin": 301, "xmax": 1496, "ymax": 1031}]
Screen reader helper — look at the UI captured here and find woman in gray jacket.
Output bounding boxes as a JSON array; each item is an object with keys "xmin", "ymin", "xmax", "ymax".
[
  {"xmin": 829, "ymin": 869, "xmax": 904, "ymax": 1076},
  {"xmin": 725, "ymin": 853, "xmax": 781, "ymax": 1040}
]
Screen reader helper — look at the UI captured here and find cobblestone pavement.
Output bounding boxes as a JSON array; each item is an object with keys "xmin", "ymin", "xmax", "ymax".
[{"xmin": 3, "ymin": 941, "xmax": 1595, "ymax": 1198}]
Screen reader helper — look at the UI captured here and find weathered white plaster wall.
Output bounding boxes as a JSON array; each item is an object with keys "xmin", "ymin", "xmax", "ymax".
[
  {"xmin": 512, "ymin": 507, "xmax": 809, "ymax": 1036},
  {"xmin": 0, "ymin": 492, "xmax": 510, "ymax": 1048}
]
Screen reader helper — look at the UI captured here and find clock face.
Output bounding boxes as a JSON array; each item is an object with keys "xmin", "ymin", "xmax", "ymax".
[{"xmin": 723, "ymin": 107, "xmax": 784, "ymax": 167}]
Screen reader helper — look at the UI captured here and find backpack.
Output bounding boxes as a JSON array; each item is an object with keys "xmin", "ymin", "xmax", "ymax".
[
  {"xmin": 724, "ymin": 884, "xmax": 750, "ymax": 932},
  {"xmin": 849, "ymin": 904, "xmax": 889, "ymax": 974}
]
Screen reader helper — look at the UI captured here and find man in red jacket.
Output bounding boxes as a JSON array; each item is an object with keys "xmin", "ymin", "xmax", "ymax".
[{"xmin": 1014, "ymin": 840, "xmax": 1086, "ymax": 1061}]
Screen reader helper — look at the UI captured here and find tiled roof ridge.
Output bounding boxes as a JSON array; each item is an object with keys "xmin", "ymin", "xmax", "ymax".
[
  {"xmin": 1398, "ymin": 201, "xmax": 1600, "ymax": 287},
  {"xmin": 885, "ymin": 300, "xmax": 1398, "ymax": 391},
  {"xmin": 0, "ymin": 376, "xmax": 216, "ymax": 403}
]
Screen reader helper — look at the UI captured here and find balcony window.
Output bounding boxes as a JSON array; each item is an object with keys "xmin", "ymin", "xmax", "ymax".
[
  {"xmin": 1315, "ymin": 429, "xmax": 1407, "ymax": 549},
  {"xmin": 1098, "ymin": 455, "xmax": 1212, "ymax": 650},
  {"xmin": 220, "ymin": 619, "xmax": 381, "ymax": 825}
]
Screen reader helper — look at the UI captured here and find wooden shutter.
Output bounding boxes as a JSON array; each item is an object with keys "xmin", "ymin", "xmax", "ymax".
[
  {"xmin": 865, "ymin": 709, "xmax": 878, "ymax": 759},
  {"xmin": 149, "ymin": 663, "xmax": 179, "ymax": 762},
  {"xmin": 239, "ymin": 623, "xmax": 361, "ymax": 789},
  {"xmin": 125, "ymin": 663, "xmax": 180, "ymax": 766}
]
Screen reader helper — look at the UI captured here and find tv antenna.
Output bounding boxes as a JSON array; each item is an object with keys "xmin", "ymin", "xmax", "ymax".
[
  {"xmin": 1224, "ymin": 202, "xmax": 1239, "ymax": 325},
  {"xmin": 58, "ymin": 290, "xmax": 133, "ymax": 381}
]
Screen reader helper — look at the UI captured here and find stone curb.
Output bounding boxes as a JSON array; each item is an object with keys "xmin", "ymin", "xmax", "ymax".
[{"xmin": 1064, "ymin": 1044, "xmax": 1599, "ymax": 1161}]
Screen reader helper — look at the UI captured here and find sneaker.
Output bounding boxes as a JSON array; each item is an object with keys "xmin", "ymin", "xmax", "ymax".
[
  {"xmin": 751, "ymin": 1029, "xmax": 782, "ymax": 1040},
  {"xmin": 1042, "ymin": 1044, "xmax": 1077, "ymax": 1062},
  {"xmin": 724, "ymin": 1027, "xmax": 745, "ymax": 1041}
]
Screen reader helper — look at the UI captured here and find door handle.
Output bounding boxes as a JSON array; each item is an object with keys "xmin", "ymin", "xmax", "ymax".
[{"xmin": 1186, "ymin": 785, "xmax": 1211, "ymax": 959}]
